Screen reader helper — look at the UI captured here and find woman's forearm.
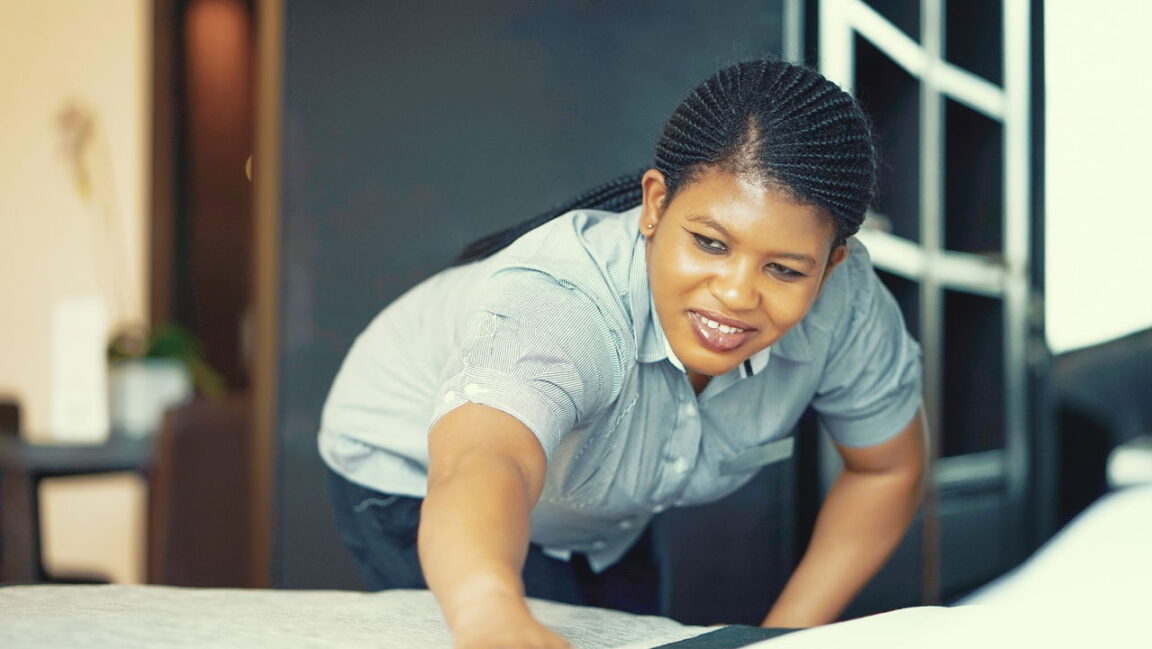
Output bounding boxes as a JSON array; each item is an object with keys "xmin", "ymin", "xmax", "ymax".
[
  {"xmin": 419, "ymin": 452, "xmax": 537, "ymax": 628},
  {"xmin": 417, "ymin": 404, "xmax": 570, "ymax": 648},
  {"xmin": 762, "ymin": 462, "xmax": 923, "ymax": 627}
]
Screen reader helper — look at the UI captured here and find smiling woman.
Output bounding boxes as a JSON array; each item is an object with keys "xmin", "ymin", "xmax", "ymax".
[
  {"xmin": 318, "ymin": 59, "xmax": 925, "ymax": 649},
  {"xmin": 640, "ymin": 168, "xmax": 847, "ymax": 391}
]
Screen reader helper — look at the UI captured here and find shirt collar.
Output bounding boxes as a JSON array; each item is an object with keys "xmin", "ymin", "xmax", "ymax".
[{"xmin": 628, "ymin": 220, "xmax": 666, "ymax": 364}]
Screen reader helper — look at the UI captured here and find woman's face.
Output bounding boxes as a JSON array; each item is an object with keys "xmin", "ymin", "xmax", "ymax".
[{"xmin": 641, "ymin": 167, "xmax": 847, "ymax": 382}]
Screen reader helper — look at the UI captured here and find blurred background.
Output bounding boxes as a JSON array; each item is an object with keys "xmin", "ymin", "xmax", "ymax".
[{"xmin": 1, "ymin": 0, "xmax": 1149, "ymax": 624}]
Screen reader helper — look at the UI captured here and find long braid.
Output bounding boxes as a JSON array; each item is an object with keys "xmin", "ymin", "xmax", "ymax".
[
  {"xmin": 454, "ymin": 59, "xmax": 876, "ymax": 264},
  {"xmin": 453, "ymin": 171, "xmax": 644, "ymax": 265}
]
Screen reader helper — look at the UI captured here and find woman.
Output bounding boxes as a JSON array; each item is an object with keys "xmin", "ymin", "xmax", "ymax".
[{"xmin": 320, "ymin": 59, "xmax": 925, "ymax": 649}]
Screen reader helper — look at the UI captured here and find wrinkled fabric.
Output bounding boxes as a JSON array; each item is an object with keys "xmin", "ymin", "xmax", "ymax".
[{"xmin": 0, "ymin": 585, "xmax": 707, "ymax": 649}]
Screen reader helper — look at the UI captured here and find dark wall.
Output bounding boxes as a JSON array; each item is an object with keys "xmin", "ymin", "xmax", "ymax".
[{"xmin": 275, "ymin": 0, "xmax": 786, "ymax": 589}]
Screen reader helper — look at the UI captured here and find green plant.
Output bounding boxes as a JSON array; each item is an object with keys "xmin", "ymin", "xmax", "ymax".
[{"xmin": 107, "ymin": 323, "xmax": 226, "ymax": 398}]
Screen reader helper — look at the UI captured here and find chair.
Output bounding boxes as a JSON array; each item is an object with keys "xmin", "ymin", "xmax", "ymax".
[
  {"xmin": 1054, "ymin": 327, "xmax": 1152, "ymax": 524},
  {"xmin": 146, "ymin": 394, "xmax": 254, "ymax": 587},
  {"xmin": 0, "ymin": 397, "xmax": 20, "ymax": 438}
]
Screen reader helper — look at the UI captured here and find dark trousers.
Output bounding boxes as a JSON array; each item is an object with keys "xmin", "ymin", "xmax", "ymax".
[{"xmin": 326, "ymin": 467, "xmax": 661, "ymax": 615}]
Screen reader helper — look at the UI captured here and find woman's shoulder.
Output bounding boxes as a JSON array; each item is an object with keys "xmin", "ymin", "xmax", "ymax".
[
  {"xmin": 797, "ymin": 237, "xmax": 912, "ymax": 359},
  {"xmin": 483, "ymin": 207, "xmax": 642, "ymax": 313},
  {"xmin": 499, "ymin": 207, "xmax": 641, "ymax": 273}
]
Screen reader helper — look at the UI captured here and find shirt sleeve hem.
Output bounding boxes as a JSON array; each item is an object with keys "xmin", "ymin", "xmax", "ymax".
[
  {"xmin": 820, "ymin": 390, "xmax": 922, "ymax": 448},
  {"xmin": 428, "ymin": 369, "xmax": 573, "ymax": 461}
]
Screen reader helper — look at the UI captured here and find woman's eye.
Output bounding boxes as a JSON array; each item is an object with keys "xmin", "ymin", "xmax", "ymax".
[
  {"xmin": 692, "ymin": 233, "xmax": 726, "ymax": 254},
  {"xmin": 767, "ymin": 263, "xmax": 805, "ymax": 280}
]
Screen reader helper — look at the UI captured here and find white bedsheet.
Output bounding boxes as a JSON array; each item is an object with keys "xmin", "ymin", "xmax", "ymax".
[
  {"xmin": 960, "ymin": 483, "xmax": 1152, "ymax": 616},
  {"xmin": 732, "ymin": 485, "xmax": 1152, "ymax": 649}
]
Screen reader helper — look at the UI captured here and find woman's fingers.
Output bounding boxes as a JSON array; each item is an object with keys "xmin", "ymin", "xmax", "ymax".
[{"xmin": 453, "ymin": 619, "xmax": 570, "ymax": 649}]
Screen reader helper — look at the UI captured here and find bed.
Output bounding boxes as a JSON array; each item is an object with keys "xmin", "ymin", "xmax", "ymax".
[{"xmin": 3, "ymin": 485, "xmax": 1148, "ymax": 648}]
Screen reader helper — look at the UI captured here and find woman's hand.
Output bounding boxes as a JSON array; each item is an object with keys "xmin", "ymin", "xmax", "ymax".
[
  {"xmin": 762, "ymin": 409, "xmax": 927, "ymax": 628},
  {"xmin": 451, "ymin": 596, "xmax": 570, "ymax": 649}
]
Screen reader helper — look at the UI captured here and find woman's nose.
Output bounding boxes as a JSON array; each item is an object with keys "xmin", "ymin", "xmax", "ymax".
[{"xmin": 709, "ymin": 261, "xmax": 760, "ymax": 312}]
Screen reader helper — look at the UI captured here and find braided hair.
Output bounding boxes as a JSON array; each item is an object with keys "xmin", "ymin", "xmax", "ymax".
[{"xmin": 453, "ymin": 59, "xmax": 876, "ymax": 265}]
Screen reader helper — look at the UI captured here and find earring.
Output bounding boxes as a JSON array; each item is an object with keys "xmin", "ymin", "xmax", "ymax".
[{"xmin": 646, "ymin": 223, "xmax": 654, "ymax": 229}]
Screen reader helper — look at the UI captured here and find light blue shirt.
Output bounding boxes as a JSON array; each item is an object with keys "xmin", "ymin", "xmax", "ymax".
[{"xmin": 319, "ymin": 206, "xmax": 922, "ymax": 570}]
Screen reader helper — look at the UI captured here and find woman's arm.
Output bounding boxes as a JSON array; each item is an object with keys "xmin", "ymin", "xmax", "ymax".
[
  {"xmin": 419, "ymin": 402, "xmax": 570, "ymax": 649},
  {"xmin": 761, "ymin": 409, "xmax": 927, "ymax": 628}
]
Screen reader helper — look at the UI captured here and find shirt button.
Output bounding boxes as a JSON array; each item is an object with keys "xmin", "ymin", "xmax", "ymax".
[
  {"xmin": 681, "ymin": 403, "xmax": 696, "ymax": 418},
  {"xmin": 591, "ymin": 540, "xmax": 606, "ymax": 550},
  {"xmin": 669, "ymin": 457, "xmax": 689, "ymax": 474},
  {"xmin": 652, "ymin": 504, "xmax": 667, "ymax": 514},
  {"xmin": 618, "ymin": 519, "xmax": 634, "ymax": 530}
]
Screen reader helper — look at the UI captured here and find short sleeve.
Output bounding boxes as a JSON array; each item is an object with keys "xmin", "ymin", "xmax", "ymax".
[
  {"xmin": 812, "ymin": 259, "xmax": 923, "ymax": 448},
  {"xmin": 428, "ymin": 270, "xmax": 624, "ymax": 459}
]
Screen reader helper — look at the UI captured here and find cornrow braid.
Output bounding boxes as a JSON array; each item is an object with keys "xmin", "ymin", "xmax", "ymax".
[
  {"xmin": 454, "ymin": 59, "xmax": 876, "ymax": 264},
  {"xmin": 654, "ymin": 59, "xmax": 876, "ymax": 247}
]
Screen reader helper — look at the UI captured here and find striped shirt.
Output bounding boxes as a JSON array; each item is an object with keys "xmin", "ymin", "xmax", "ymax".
[{"xmin": 319, "ymin": 206, "xmax": 922, "ymax": 570}]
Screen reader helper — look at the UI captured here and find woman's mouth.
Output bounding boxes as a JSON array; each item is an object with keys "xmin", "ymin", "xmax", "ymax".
[{"xmin": 688, "ymin": 310, "xmax": 755, "ymax": 353}]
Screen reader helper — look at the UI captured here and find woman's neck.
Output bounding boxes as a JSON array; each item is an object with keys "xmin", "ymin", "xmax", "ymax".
[{"xmin": 687, "ymin": 370, "xmax": 711, "ymax": 395}]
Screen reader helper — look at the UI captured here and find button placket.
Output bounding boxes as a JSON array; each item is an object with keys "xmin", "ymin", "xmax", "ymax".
[{"xmin": 652, "ymin": 392, "xmax": 701, "ymax": 513}]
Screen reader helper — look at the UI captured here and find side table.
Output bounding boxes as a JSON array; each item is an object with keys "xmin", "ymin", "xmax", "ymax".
[{"xmin": 0, "ymin": 435, "xmax": 153, "ymax": 583}]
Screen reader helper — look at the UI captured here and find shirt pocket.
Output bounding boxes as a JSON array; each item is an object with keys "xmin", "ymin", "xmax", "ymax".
[{"xmin": 718, "ymin": 436, "xmax": 795, "ymax": 476}]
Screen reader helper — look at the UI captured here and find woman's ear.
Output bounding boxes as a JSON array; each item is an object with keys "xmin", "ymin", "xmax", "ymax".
[
  {"xmin": 818, "ymin": 244, "xmax": 849, "ymax": 291},
  {"xmin": 639, "ymin": 168, "xmax": 668, "ymax": 238}
]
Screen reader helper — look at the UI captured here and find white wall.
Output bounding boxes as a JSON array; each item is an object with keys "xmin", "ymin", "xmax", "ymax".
[
  {"xmin": 1045, "ymin": 0, "xmax": 1152, "ymax": 354},
  {"xmin": 0, "ymin": 0, "xmax": 150, "ymax": 583}
]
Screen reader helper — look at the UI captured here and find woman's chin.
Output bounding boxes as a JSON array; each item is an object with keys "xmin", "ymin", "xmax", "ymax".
[
  {"xmin": 681, "ymin": 356, "xmax": 739, "ymax": 379},
  {"xmin": 675, "ymin": 339, "xmax": 766, "ymax": 378}
]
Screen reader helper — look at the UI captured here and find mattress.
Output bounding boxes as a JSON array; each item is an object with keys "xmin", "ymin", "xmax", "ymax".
[{"xmin": 3, "ymin": 485, "xmax": 1148, "ymax": 648}]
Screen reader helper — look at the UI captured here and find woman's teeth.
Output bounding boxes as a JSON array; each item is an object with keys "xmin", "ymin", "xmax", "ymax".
[{"xmin": 699, "ymin": 315, "xmax": 745, "ymax": 334}]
